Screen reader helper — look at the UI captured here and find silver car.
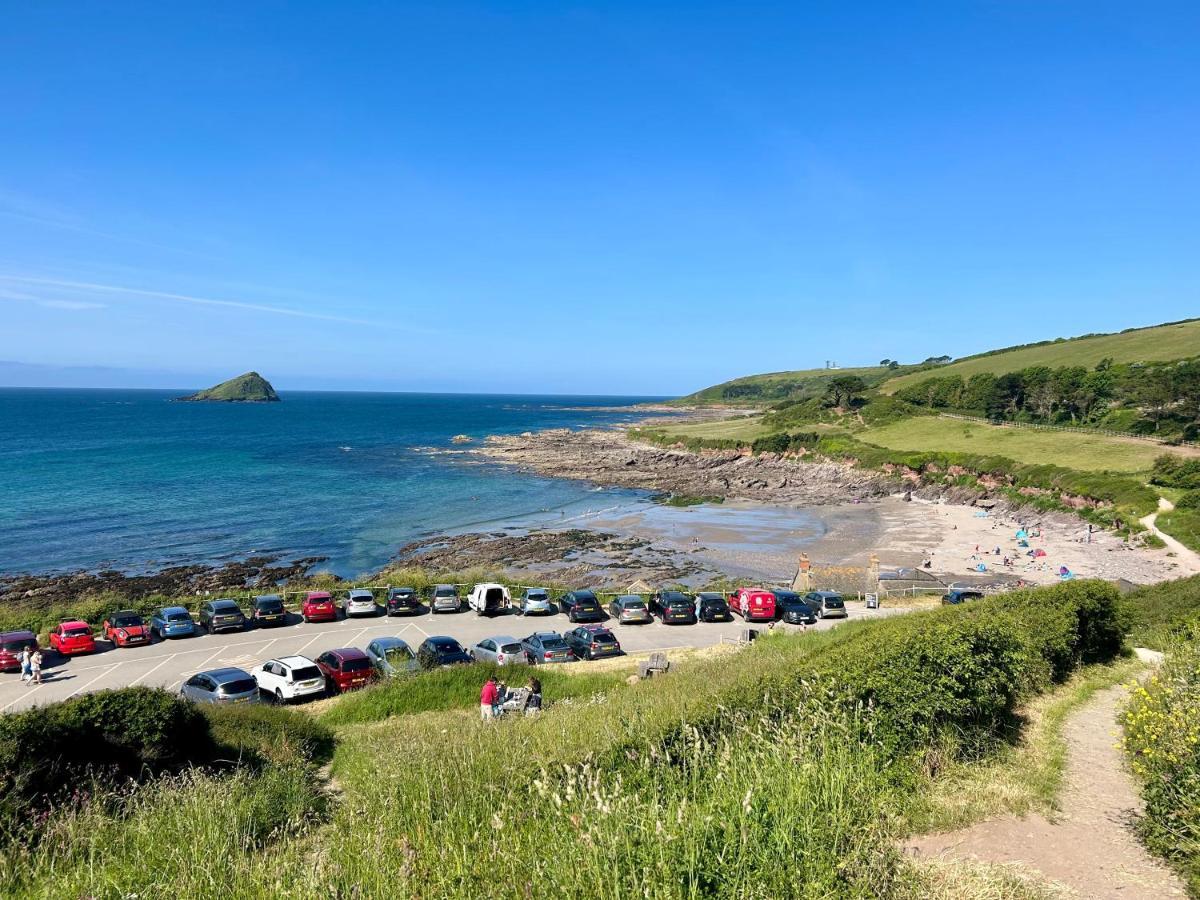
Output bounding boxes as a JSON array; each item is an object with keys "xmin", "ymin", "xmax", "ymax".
[
  {"xmin": 365, "ymin": 636, "xmax": 419, "ymax": 677},
  {"xmin": 470, "ymin": 635, "xmax": 529, "ymax": 666},
  {"xmin": 431, "ymin": 584, "xmax": 462, "ymax": 614},
  {"xmin": 514, "ymin": 588, "xmax": 553, "ymax": 616},
  {"xmin": 345, "ymin": 588, "xmax": 379, "ymax": 617},
  {"xmin": 180, "ymin": 667, "xmax": 260, "ymax": 705}
]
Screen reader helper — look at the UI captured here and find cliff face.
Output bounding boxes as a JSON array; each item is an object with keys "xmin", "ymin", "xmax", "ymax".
[{"xmin": 176, "ymin": 372, "xmax": 280, "ymax": 402}]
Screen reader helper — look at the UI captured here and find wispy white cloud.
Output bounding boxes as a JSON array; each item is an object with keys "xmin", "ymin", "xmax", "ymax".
[{"xmin": 36, "ymin": 299, "xmax": 107, "ymax": 310}]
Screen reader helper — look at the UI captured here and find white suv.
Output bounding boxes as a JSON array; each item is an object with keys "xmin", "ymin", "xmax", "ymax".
[
  {"xmin": 344, "ymin": 588, "xmax": 379, "ymax": 618},
  {"xmin": 251, "ymin": 656, "xmax": 327, "ymax": 703}
]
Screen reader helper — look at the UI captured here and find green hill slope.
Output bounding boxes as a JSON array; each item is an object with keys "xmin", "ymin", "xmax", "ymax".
[
  {"xmin": 675, "ymin": 364, "xmax": 909, "ymax": 406},
  {"xmin": 176, "ymin": 371, "xmax": 280, "ymax": 402}
]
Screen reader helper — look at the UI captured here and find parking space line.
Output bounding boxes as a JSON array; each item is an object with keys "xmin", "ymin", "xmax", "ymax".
[
  {"xmin": 64, "ymin": 664, "xmax": 121, "ymax": 701},
  {"xmin": 293, "ymin": 633, "xmax": 325, "ymax": 656},
  {"xmin": 128, "ymin": 652, "xmax": 178, "ymax": 686},
  {"xmin": 1, "ymin": 686, "xmax": 39, "ymax": 713},
  {"xmin": 167, "ymin": 646, "xmax": 228, "ymax": 691}
]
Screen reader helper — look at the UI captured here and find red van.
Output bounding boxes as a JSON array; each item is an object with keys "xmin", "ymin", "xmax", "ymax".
[
  {"xmin": 315, "ymin": 648, "xmax": 377, "ymax": 693},
  {"xmin": 301, "ymin": 592, "xmax": 338, "ymax": 623},
  {"xmin": 728, "ymin": 588, "xmax": 776, "ymax": 623},
  {"xmin": 49, "ymin": 620, "xmax": 98, "ymax": 656}
]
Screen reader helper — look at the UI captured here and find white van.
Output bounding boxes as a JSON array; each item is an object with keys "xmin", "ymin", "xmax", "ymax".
[{"xmin": 468, "ymin": 583, "xmax": 511, "ymax": 616}]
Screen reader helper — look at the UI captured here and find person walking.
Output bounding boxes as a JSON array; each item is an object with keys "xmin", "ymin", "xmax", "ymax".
[
  {"xmin": 30, "ymin": 648, "xmax": 43, "ymax": 685},
  {"xmin": 525, "ymin": 677, "xmax": 542, "ymax": 716},
  {"xmin": 19, "ymin": 646, "xmax": 32, "ymax": 683},
  {"xmin": 480, "ymin": 676, "xmax": 498, "ymax": 721}
]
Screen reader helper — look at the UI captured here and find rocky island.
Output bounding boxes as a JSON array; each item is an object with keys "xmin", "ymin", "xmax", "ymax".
[{"xmin": 175, "ymin": 371, "xmax": 280, "ymax": 402}]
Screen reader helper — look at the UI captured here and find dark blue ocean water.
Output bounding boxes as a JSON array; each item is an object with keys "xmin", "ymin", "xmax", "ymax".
[{"xmin": 0, "ymin": 389, "xmax": 668, "ymax": 577}]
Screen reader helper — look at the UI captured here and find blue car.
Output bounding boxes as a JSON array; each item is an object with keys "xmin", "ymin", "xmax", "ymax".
[{"xmin": 150, "ymin": 606, "xmax": 197, "ymax": 640}]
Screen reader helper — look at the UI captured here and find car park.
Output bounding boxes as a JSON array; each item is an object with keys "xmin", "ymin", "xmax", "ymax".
[
  {"xmin": 650, "ymin": 590, "xmax": 697, "ymax": 625},
  {"xmin": 101, "ymin": 610, "xmax": 152, "ymax": 647},
  {"xmin": 251, "ymin": 656, "xmax": 326, "ymax": 703},
  {"xmin": 199, "ymin": 598, "xmax": 248, "ymax": 634},
  {"xmin": 365, "ymin": 637, "xmax": 420, "ymax": 677},
  {"xmin": 942, "ymin": 589, "xmax": 985, "ymax": 605},
  {"xmin": 469, "ymin": 635, "xmax": 528, "ymax": 666},
  {"xmin": 150, "ymin": 606, "xmax": 196, "ymax": 640},
  {"xmin": 180, "ymin": 667, "xmax": 260, "ymax": 704},
  {"xmin": 609, "ymin": 594, "xmax": 652, "ymax": 624},
  {"xmin": 250, "ymin": 594, "xmax": 288, "ymax": 627},
  {"xmin": 344, "ymin": 588, "xmax": 380, "ymax": 618},
  {"xmin": 694, "ymin": 592, "xmax": 733, "ymax": 623},
  {"xmin": 805, "ymin": 591, "xmax": 848, "ymax": 619},
  {"xmin": 773, "ymin": 590, "xmax": 817, "ymax": 625},
  {"xmin": 0, "ymin": 631, "xmax": 38, "ymax": 672},
  {"xmin": 559, "ymin": 590, "xmax": 605, "ymax": 623},
  {"xmin": 301, "ymin": 591, "xmax": 338, "ymax": 623},
  {"xmin": 564, "ymin": 624, "xmax": 622, "ymax": 660},
  {"xmin": 385, "ymin": 587, "xmax": 422, "ymax": 616},
  {"xmin": 468, "ymin": 583, "xmax": 511, "ymax": 616},
  {"xmin": 430, "ymin": 584, "xmax": 463, "ymax": 615},
  {"xmin": 728, "ymin": 588, "xmax": 776, "ymax": 622},
  {"xmin": 316, "ymin": 648, "xmax": 377, "ymax": 693},
  {"xmin": 48, "ymin": 620, "xmax": 98, "ymax": 657},
  {"xmin": 521, "ymin": 631, "xmax": 576, "ymax": 664},
  {"xmin": 416, "ymin": 636, "xmax": 473, "ymax": 669},
  {"xmin": 514, "ymin": 587, "xmax": 553, "ymax": 616}
]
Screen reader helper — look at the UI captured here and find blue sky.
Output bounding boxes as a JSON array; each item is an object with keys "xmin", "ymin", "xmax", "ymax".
[{"xmin": 1, "ymin": 2, "xmax": 1197, "ymax": 395}]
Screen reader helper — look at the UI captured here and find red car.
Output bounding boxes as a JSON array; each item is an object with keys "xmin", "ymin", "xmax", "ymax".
[
  {"xmin": 0, "ymin": 631, "xmax": 39, "ymax": 672},
  {"xmin": 102, "ymin": 610, "xmax": 152, "ymax": 647},
  {"xmin": 314, "ymin": 648, "xmax": 377, "ymax": 693},
  {"xmin": 301, "ymin": 591, "xmax": 338, "ymax": 623},
  {"xmin": 49, "ymin": 620, "xmax": 98, "ymax": 656},
  {"xmin": 728, "ymin": 588, "xmax": 776, "ymax": 623}
]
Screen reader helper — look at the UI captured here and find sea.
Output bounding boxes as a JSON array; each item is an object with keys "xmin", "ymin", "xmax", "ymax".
[{"xmin": 0, "ymin": 389, "xmax": 671, "ymax": 577}]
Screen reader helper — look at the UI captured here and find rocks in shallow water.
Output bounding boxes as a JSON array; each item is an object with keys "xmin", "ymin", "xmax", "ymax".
[{"xmin": 451, "ymin": 434, "xmax": 473, "ymax": 444}]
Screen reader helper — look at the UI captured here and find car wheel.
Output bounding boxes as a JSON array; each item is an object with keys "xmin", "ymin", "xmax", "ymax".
[{"xmin": 275, "ymin": 689, "xmax": 284, "ymax": 705}]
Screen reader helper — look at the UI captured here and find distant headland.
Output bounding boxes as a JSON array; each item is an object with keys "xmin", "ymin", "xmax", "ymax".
[{"xmin": 175, "ymin": 371, "xmax": 280, "ymax": 402}]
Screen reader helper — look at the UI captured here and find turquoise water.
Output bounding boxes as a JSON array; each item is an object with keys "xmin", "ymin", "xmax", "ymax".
[{"xmin": 0, "ymin": 389, "xmax": 666, "ymax": 576}]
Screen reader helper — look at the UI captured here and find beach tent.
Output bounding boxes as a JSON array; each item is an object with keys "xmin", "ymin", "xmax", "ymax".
[
  {"xmin": 976, "ymin": 563, "xmax": 988, "ymax": 572},
  {"xmin": 1015, "ymin": 529, "xmax": 1028, "ymax": 539},
  {"xmin": 1018, "ymin": 539, "xmax": 1029, "ymax": 548},
  {"xmin": 1033, "ymin": 548, "xmax": 1047, "ymax": 558},
  {"xmin": 1058, "ymin": 566, "xmax": 1073, "ymax": 579}
]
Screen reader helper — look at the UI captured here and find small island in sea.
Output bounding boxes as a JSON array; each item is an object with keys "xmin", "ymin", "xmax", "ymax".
[{"xmin": 175, "ymin": 371, "xmax": 280, "ymax": 402}]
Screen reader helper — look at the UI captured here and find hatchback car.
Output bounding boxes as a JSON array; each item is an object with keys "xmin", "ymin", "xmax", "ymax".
[
  {"xmin": 365, "ymin": 637, "xmax": 420, "ymax": 676},
  {"xmin": 469, "ymin": 635, "xmax": 528, "ymax": 666},
  {"xmin": 315, "ymin": 648, "xmax": 377, "ymax": 693},
  {"xmin": 520, "ymin": 631, "xmax": 576, "ymax": 665},
  {"xmin": 301, "ymin": 591, "xmax": 338, "ymax": 623},
  {"xmin": 252, "ymin": 656, "xmax": 327, "ymax": 703},
  {"xmin": 150, "ymin": 606, "xmax": 196, "ymax": 640},
  {"xmin": 251, "ymin": 594, "xmax": 288, "ymax": 627},
  {"xmin": 0, "ymin": 631, "xmax": 38, "ymax": 672},
  {"xmin": 609, "ymin": 595, "xmax": 652, "ymax": 624},
  {"xmin": 774, "ymin": 590, "xmax": 817, "ymax": 625},
  {"xmin": 942, "ymin": 589, "xmax": 985, "ymax": 605},
  {"xmin": 344, "ymin": 588, "xmax": 379, "ymax": 617},
  {"xmin": 180, "ymin": 667, "xmax": 260, "ymax": 704},
  {"xmin": 695, "ymin": 592, "xmax": 733, "ymax": 623},
  {"xmin": 430, "ymin": 584, "xmax": 462, "ymax": 614},
  {"xmin": 49, "ymin": 620, "xmax": 97, "ymax": 657},
  {"xmin": 101, "ymin": 610, "xmax": 152, "ymax": 647},
  {"xmin": 559, "ymin": 590, "xmax": 605, "ymax": 623},
  {"xmin": 650, "ymin": 591, "xmax": 697, "ymax": 625},
  {"xmin": 805, "ymin": 591, "xmax": 848, "ymax": 619},
  {"xmin": 385, "ymin": 587, "xmax": 422, "ymax": 616},
  {"xmin": 514, "ymin": 588, "xmax": 553, "ymax": 616},
  {"xmin": 416, "ymin": 636, "xmax": 473, "ymax": 669},
  {"xmin": 199, "ymin": 598, "xmax": 247, "ymax": 634},
  {"xmin": 564, "ymin": 625, "xmax": 622, "ymax": 660}
]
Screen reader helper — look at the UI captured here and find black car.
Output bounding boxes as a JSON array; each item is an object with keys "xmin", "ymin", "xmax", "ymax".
[
  {"xmin": 563, "ymin": 625, "xmax": 622, "ymax": 660},
  {"xmin": 416, "ymin": 636, "xmax": 473, "ymax": 669},
  {"xmin": 942, "ymin": 589, "xmax": 985, "ymax": 605},
  {"xmin": 650, "ymin": 590, "xmax": 697, "ymax": 625},
  {"xmin": 520, "ymin": 631, "xmax": 576, "ymax": 664},
  {"xmin": 386, "ymin": 587, "xmax": 422, "ymax": 616},
  {"xmin": 773, "ymin": 590, "xmax": 817, "ymax": 625},
  {"xmin": 198, "ymin": 598, "xmax": 247, "ymax": 634},
  {"xmin": 558, "ymin": 590, "xmax": 606, "ymax": 623},
  {"xmin": 250, "ymin": 594, "xmax": 288, "ymax": 628},
  {"xmin": 694, "ymin": 592, "xmax": 732, "ymax": 623}
]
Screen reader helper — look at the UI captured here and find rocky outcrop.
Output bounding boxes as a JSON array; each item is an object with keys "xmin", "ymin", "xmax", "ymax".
[{"xmin": 176, "ymin": 371, "xmax": 280, "ymax": 402}]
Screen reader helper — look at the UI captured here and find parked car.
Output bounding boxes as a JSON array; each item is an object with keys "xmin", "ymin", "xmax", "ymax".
[
  {"xmin": 514, "ymin": 587, "xmax": 553, "ymax": 616},
  {"xmin": 609, "ymin": 594, "xmax": 652, "ymax": 624},
  {"xmin": 49, "ymin": 620, "xmax": 97, "ymax": 657},
  {"xmin": 430, "ymin": 584, "xmax": 463, "ymax": 615},
  {"xmin": 650, "ymin": 590, "xmax": 697, "ymax": 625},
  {"xmin": 694, "ymin": 592, "xmax": 733, "ymax": 623},
  {"xmin": 520, "ymin": 631, "xmax": 576, "ymax": 665},
  {"xmin": 365, "ymin": 637, "xmax": 420, "ymax": 677},
  {"xmin": 728, "ymin": 588, "xmax": 777, "ymax": 622},
  {"xmin": 344, "ymin": 588, "xmax": 379, "ymax": 618},
  {"xmin": 199, "ymin": 598, "xmax": 247, "ymax": 634},
  {"xmin": 773, "ymin": 590, "xmax": 817, "ymax": 625},
  {"xmin": 315, "ymin": 648, "xmax": 377, "ymax": 693},
  {"xmin": 564, "ymin": 624, "xmax": 622, "ymax": 660},
  {"xmin": 150, "ymin": 606, "xmax": 196, "ymax": 640},
  {"xmin": 301, "ymin": 591, "xmax": 338, "ymax": 623},
  {"xmin": 101, "ymin": 610, "xmax": 152, "ymax": 647},
  {"xmin": 468, "ymin": 583, "xmax": 511, "ymax": 616},
  {"xmin": 251, "ymin": 656, "xmax": 326, "ymax": 703},
  {"xmin": 805, "ymin": 591, "xmax": 848, "ymax": 619},
  {"xmin": 251, "ymin": 594, "xmax": 288, "ymax": 627},
  {"xmin": 559, "ymin": 590, "xmax": 605, "ymax": 623},
  {"xmin": 180, "ymin": 667, "xmax": 260, "ymax": 705},
  {"xmin": 416, "ymin": 636, "xmax": 473, "ymax": 669},
  {"xmin": 385, "ymin": 587, "xmax": 422, "ymax": 616},
  {"xmin": 469, "ymin": 635, "xmax": 528, "ymax": 666},
  {"xmin": 942, "ymin": 589, "xmax": 985, "ymax": 605},
  {"xmin": 0, "ymin": 631, "xmax": 38, "ymax": 672}
]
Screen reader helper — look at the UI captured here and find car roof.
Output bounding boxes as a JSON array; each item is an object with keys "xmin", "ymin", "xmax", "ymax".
[
  {"xmin": 426, "ymin": 635, "xmax": 461, "ymax": 646},
  {"xmin": 204, "ymin": 667, "xmax": 253, "ymax": 683},
  {"xmin": 480, "ymin": 634, "xmax": 519, "ymax": 644},
  {"xmin": 616, "ymin": 594, "xmax": 644, "ymax": 602},
  {"xmin": 578, "ymin": 624, "xmax": 610, "ymax": 633},
  {"xmin": 159, "ymin": 605, "xmax": 190, "ymax": 614},
  {"xmin": 389, "ymin": 586, "xmax": 415, "ymax": 593},
  {"xmin": 109, "ymin": 609, "xmax": 140, "ymax": 616},
  {"xmin": 813, "ymin": 590, "xmax": 843, "ymax": 597},
  {"xmin": 696, "ymin": 592, "xmax": 724, "ymax": 599},
  {"xmin": 348, "ymin": 588, "xmax": 374, "ymax": 596},
  {"xmin": 524, "ymin": 587, "xmax": 548, "ymax": 593},
  {"xmin": 370, "ymin": 637, "xmax": 411, "ymax": 649},
  {"xmin": 254, "ymin": 593, "xmax": 281, "ymax": 601},
  {"xmin": 0, "ymin": 630, "xmax": 37, "ymax": 640},
  {"xmin": 434, "ymin": 583, "xmax": 457, "ymax": 590},
  {"xmin": 528, "ymin": 631, "xmax": 561, "ymax": 640},
  {"xmin": 306, "ymin": 591, "xmax": 332, "ymax": 599},
  {"xmin": 275, "ymin": 655, "xmax": 316, "ymax": 667},
  {"xmin": 571, "ymin": 589, "xmax": 597, "ymax": 597},
  {"xmin": 58, "ymin": 619, "xmax": 91, "ymax": 628},
  {"xmin": 474, "ymin": 582, "xmax": 506, "ymax": 589},
  {"xmin": 210, "ymin": 598, "xmax": 240, "ymax": 607},
  {"xmin": 329, "ymin": 647, "xmax": 368, "ymax": 660}
]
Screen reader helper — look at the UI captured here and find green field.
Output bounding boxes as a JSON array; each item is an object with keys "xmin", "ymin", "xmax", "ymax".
[
  {"xmin": 647, "ymin": 415, "xmax": 772, "ymax": 441},
  {"xmin": 675, "ymin": 364, "xmax": 898, "ymax": 406},
  {"xmin": 881, "ymin": 319, "xmax": 1200, "ymax": 394}
]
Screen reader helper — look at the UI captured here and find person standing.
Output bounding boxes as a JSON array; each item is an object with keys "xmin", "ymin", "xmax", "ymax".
[
  {"xmin": 30, "ymin": 648, "xmax": 43, "ymax": 685},
  {"xmin": 480, "ymin": 676, "xmax": 498, "ymax": 721},
  {"xmin": 19, "ymin": 646, "xmax": 32, "ymax": 683}
]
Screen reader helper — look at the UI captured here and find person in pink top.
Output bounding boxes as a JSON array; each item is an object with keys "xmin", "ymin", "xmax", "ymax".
[{"xmin": 480, "ymin": 676, "xmax": 498, "ymax": 720}]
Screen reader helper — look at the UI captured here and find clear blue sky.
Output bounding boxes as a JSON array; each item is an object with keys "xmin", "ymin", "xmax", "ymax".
[{"xmin": 1, "ymin": 2, "xmax": 1197, "ymax": 395}]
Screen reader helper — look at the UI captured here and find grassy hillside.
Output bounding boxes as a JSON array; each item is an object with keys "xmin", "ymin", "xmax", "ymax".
[
  {"xmin": 881, "ymin": 318, "xmax": 1200, "ymax": 394},
  {"xmin": 675, "ymin": 364, "xmax": 907, "ymax": 406},
  {"xmin": 177, "ymin": 371, "xmax": 280, "ymax": 402}
]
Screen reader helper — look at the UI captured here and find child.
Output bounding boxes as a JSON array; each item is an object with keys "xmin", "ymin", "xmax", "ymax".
[
  {"xmin": 19, "ymin": 647, "xmax": 32, "ymax": 683},
  {"xmin": 30, "ymin": 649, "xmax": 43, "ymax": 685}
]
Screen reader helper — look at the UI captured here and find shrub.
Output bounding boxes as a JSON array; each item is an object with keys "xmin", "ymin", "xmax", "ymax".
[
  {"xmin": 1152, "ymin": 455, "xmax": 1200, "ymax": 489},
  {"xmin": 1126, "ymin": 574, "xmax": 1200, "ymax": 650},
  {"xmin": 203, "ymin": 703, "xmax": 335, "ymax": 767}
]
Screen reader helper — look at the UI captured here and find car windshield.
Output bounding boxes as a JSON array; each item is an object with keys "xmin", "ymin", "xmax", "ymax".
[
  {"xmin": 391, "ymin": 591, "xmax": 414, "ymax": 599},
  {"xmin": 257, "ymin": 599, "xmax": 284, "ymax": 612},
  {"xmin": 167, "ymin": 612, "xmax": 190, "ymax": 622},
  {"xmin": 436, "ymin": 646, "xmax": 464, "ymax": 657},
  {"xmin": 824, "ymin": 597, "xmax": 844, "ymax": 607},
  {"xmin": 214, "ymin": 602, "xmax": 239, "ymax": 612},
  {"xmin": 290, "ymin": 666, "xmax": 321, "ymax": 681},
  {"xmin": 218, "ymin": 678, "xmax": 257, "ymax": 694},
  {"xmin": 500, "ymin": 642, "xmax": 524, "ymax": 654},
  {"xmin": 623, "ymin": 599, "xmax": 646, "ymax": 608},
  {"xmin": 309, "ymin": 596, "xmax": 331, "ymax": 603},
  {"xmin": 384, "ymin": 646, "xmax": 415, "ymax": 662},
  {"xmin": 341, "ymin": 658, "xmax": 371, "ymax": 672},
  {"xmin": 63, "ymin": 627, "xmax": 90, "ymax": 637},
  {"xmin": 434, "ymin": 588, "xmax": 456, "ymax": 597},
  {"xmin": 592, "ymin": 633, "xmax": 616, "ymax": 644},
  {"xmin": 665, "ymin": 598, "xmax": 690, "ymax": 608},
  {"xmin": 1, "ymin": 639, "xmax": 32, "ymax": 652},
  {"xmin": 540, "ymin": 638, "xmax": 568, "ymax": 651},
  {"xmin": 526, "ymin": 590, "xmax": 548, "ymax": 600},
  {"xmin": 112, "ymin": 614, "xmax": 141, "ymax": 626}
]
